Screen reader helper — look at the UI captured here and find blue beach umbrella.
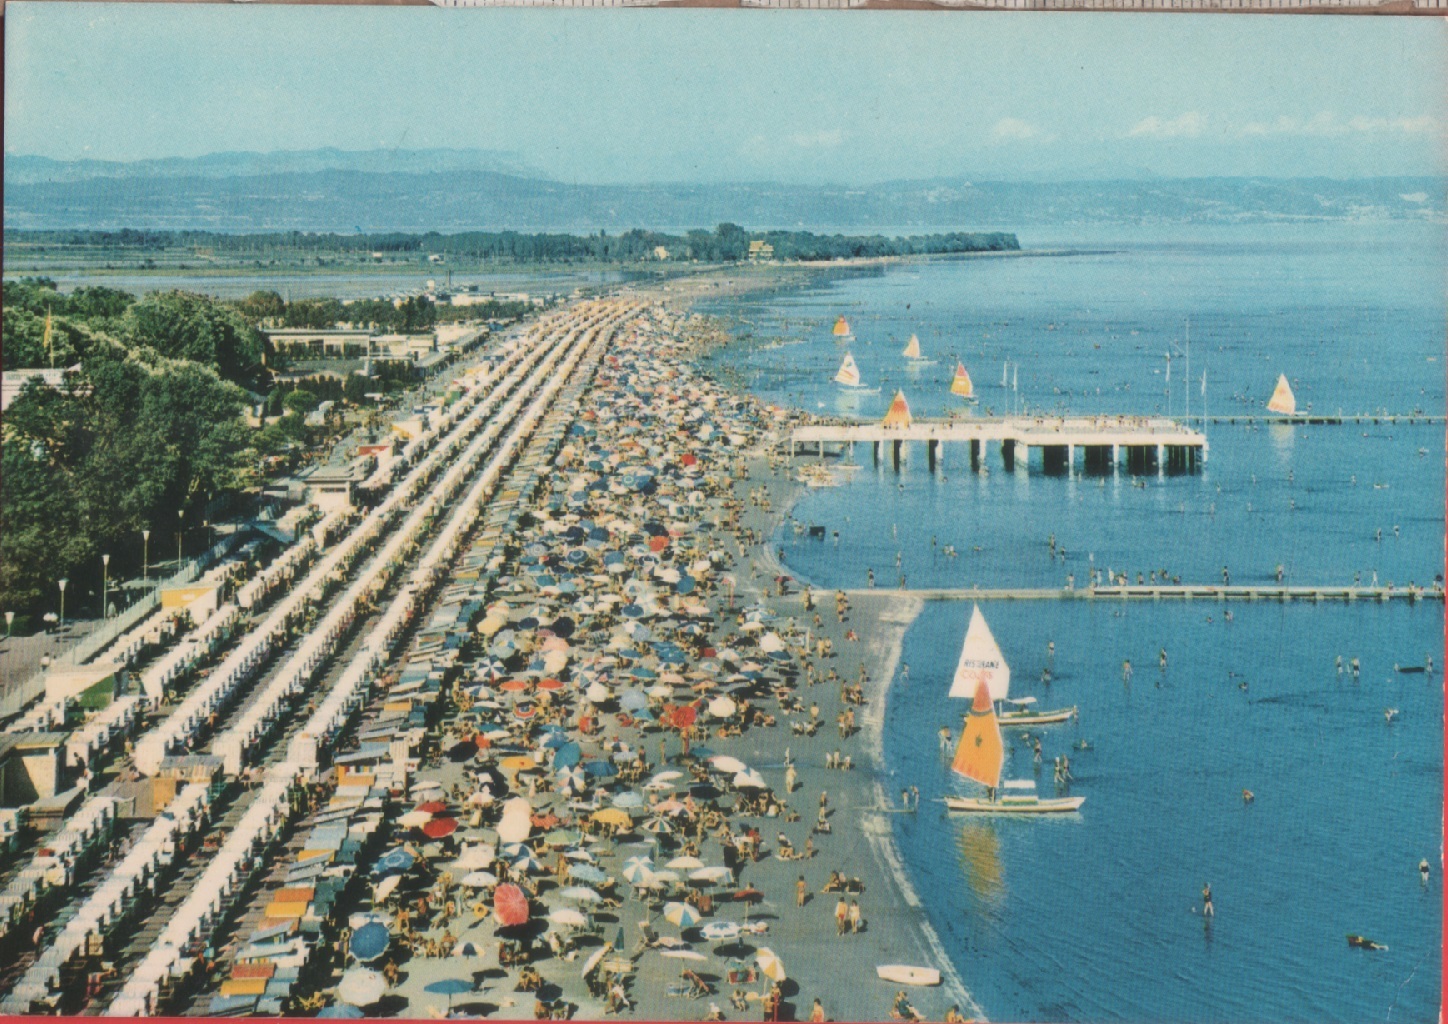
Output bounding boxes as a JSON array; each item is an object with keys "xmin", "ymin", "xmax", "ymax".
[
  {"xmin": 350, "ymin": 922, "xmax": 390, "ymax": 963},
  {"xmin": 569, "ymin": 864, "xmax": 608, "ymax": 884},
  {"xmin": 554, "ymin": 742, "xmax": 582, "ymax": 769},
  {"xmin": 317, "ymin": 1005, "xmax": 364, "ymax": 1018},
  {"xmin": 372, "ymin": 848, "xmax": 415, "ymax": 878},
  {"xmin": 583, "ymin": 760, "xmax": 617, "ymax": 778}
]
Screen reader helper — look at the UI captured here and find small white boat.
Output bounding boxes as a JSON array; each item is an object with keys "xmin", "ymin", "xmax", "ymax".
[
  {"xmin": 876, "ymin": 965, "xmax": 941, "ymax": 987},
  {"xmin": 944, "ymin": 780, "xmax": 1085, "ymax": 815},
  {"xmin": 998, "ymin": 696, "xmax": 1077, "ymax": 726}
]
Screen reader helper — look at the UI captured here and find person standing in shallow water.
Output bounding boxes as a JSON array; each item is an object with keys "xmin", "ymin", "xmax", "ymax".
[{"xmin": 1202, "ymin": 883, "xmax": 1214, "ymax": 917}]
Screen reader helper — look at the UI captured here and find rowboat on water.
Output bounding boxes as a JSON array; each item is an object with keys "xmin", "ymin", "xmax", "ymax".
[
  {"xmin": 998, "ymin": 696, "xmax": 1077, "ymax": 726},
  {"xmin": 875, "ymin": 965, "xmax": 941, "ymax": 987}
]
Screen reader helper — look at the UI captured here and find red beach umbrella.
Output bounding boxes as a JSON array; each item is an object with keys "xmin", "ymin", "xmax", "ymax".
[
  {"xmin": 493, "ymin": 883, "xmax": 530, "ymax": 928},
  {"xmin": 416, "ymin": 801, "xmax": 448, "ymax": 815},
  {"xmin": 421, "ymin": 817, "xmax": 458, "ymax": 840},
  {"xmin": 499, "ymin": 679, "xmax": 531, "ymax": 692},
  {"xmin": 537, "ymin": 678, "xmax": 564, "ymax": 691},
  {"xmin": 648, "ymin": 536, "xmax": 670, "ymax": 553}
]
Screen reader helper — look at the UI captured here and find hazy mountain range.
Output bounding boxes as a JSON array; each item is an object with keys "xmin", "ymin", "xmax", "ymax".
[{"xmin": 4, "ymin": 148, "xmax": 1443, "ymax": 233}]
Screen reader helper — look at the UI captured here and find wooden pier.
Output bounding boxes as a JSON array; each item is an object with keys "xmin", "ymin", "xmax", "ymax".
[
  {"xmin": 834, "ymin": 584, "xmax": 1443, "ymax": 604},
  {"xmin": 790, "ymin": 415, "xmax": 1207, "ymax": 474}
]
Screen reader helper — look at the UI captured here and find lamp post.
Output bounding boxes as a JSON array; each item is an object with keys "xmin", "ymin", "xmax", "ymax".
[
  {"xmin": 58, "ymin": 578, "xmax": 68, "ymax": 631},
  {"xmin": 142, "ymin": 529, "xmax": 151, "ymax": 582},
  {"xmin": 177, "ymin": 509, "xmax": 185, "ymax": 569},
  {"xmin": 102, "ymin": 554, "xmax": 111, "ymax": 620}
]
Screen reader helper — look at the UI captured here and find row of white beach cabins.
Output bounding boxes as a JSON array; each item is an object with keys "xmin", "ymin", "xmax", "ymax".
[{"xmin": 0, "ymin": 301, "xmax": 634, "ymax": 1015}]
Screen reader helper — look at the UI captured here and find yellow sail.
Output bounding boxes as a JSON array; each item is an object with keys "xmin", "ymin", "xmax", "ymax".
[
  {"xmin": 1266, "ymin": 374, "xmax": 1296, "ymax": 415},
  {"xmin": 833, "ymin": 316, "xmax": 852, "ymax": 337},
  {"xmin": 951, "ymin": 362, "xmax": 974, "ymax": 398},
  {"xmin": 951, "ymin": 681, "xmax": 1003, "ymax": 789},
  {"xmin": 881, "ymin": 390, "xmax": 913, "ymax": 429},
  {"xmin": 902, "ymin": 335, "xmax": 923, "ymax": 359}
]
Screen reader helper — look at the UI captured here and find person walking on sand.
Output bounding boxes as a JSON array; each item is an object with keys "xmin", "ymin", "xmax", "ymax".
[
  {"xmin": 849, "ymin": 899, "xmax": 863, "ymax": 934},
  {"xmin": 835, "ymin": 897, "xmax": 849, "ymax": 936},
  {"xmin": 797, "ymin": 875, "xmax": 808, "ymax": 908},
  {"xmin": 809, "ymin": 998, "xmax": 827, "ymax": 1022}
]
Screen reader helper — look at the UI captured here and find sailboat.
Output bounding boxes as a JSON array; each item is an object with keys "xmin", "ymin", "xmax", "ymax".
[
  {"xmin": 832, "ymin": 316, "xmax": 854, "ymax": 341},
  {"xmin": 834, "ymin": 352, "xmax": 872, "ymax": 390},
  {"xmin": 947, "ymin": 605, "xmax": 1073, "ymax": 722},
  {"xmin": 950, "ymin": 362, "xmax": 975, "ymax": 401},
  {"xmin": 945, "ymin": 682, "xmax": 1084, "ymax": 814},
  {"xmin": 901, "ymin": 334, "xmax": 936, "ymax": 365},
  {"xmin": 1266, "ymin": 374, "xmax": 1297, "ymax": 416}
]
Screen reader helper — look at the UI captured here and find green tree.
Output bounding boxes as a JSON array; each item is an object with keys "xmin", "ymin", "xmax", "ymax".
[
  {"xmin": 124, "ymin": 291, "xmax": 264, "ymax": 385},
  {"xmin": 283, "ymin": 388, "xmax": 320, "ymax": 416}
]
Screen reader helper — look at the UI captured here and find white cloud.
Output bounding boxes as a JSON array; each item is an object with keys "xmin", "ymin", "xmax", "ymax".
[
  {"xmin": 1238, "ymin": 113, "xmax": 1440, "ymax": 138},
  {"xmin": 1127, "ymin": 112, "xmax": 1205, "ymax": 139},
  {"xmin": 991, "ymin": 118, "xmax": 1043, "ymax": 141},
  {"xmin": 790, "ymin": 129, "xmax": 845, "ymax": 149}
]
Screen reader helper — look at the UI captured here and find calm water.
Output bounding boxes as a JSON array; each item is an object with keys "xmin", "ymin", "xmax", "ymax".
[{"xmin": 701, "ymin": 222, "xmax": 1445, "ymax": 1023}]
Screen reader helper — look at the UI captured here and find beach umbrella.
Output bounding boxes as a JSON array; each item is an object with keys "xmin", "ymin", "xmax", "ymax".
[
  {"xmin": 689, "ymin": 866, "xmax": 732, "ymax": 885},
  {"xmin": 511, "ymin": 850, "xmax": 544, "ymax": 874},
  {"xmin": 373, "ymin": 875, "xmax": 401, "ymax": 902},
  {"xmin": 612, "ymin": 791, "xmax": 644, "ymax": 809},
  {"xmin": 699, "ymin": 921, "xmax": 741, "ymax": 942},
  {"xmin": 317, "ymin": 1005, "xmax": 364, "ymax": 1018},
  {"xmin": 337, "ymin": 969, "xmax": 387, "ymax": 1007},
  {"xmin": 755, "ymin": 948, "xmax": 787, "ymax": 982},
  {"xmin": 660, "ymin": 948, "xmax": 708, "ymax": 961},
  {"xmin": 556, "ymin": 765, "xmax": 586, "ymax": 791},
  {"xmin": 553, "ymin": 743, "xmax": 582, "ymax": 769},
  {"xmin": 666, "ymin": 856, "xmax": 705, "ymax": 871},
  {"xmin": 398, "ymin": 810, "xmax": 431, "ymax": 829},
  {"xmin": 560, "ymin": 886, "xmax": 603, "ymax": 904},
  {"xmin": 661, "ymin": 901, "xmax": 701, "ymax": 928},
  {"xmin": 424, "ymin": 978, "xmax": 474, "ymax": 1011},
  {"xmin": 710, "ymin": 755, "xmax": 748, "ymax": 774},
  {"xmin": 708, "ymin": 696, "xmax": 738, "ymax": 719},
  {"xmin": 422, "ymin": 817, "xmax": 459, "ymax": 840},
  {"xmin": 642, "ymin": 818, "xmax": 675, "ymax": 835},
  {"xmin": 493, "ymin": 883, "xmax": 530, "ymax": 928},
  {"xmin": 416, "ymin": 801, "xmax": 448, "ymax": 815},
  {"xmin": 622, "ymin": 856, "xmax": 655, "ymax": 884},
  {"xmin": 584, "ymin": 762, "xmax": 619, "ymax": 781},
  {"xmin": 460, "ymin": 871, "xmax": 498, "ymax": 889},
  {"xmin": 413, "ymin": 780, "xmax": 444, "ymax": 793},
  {"xmin": 349, "ymin": 922, "xmax": 390, "ymax": 963},
  {"xmin": 732, "ymin": 770, "xmax": 768, "ymax": 790},
  {"xmin": 372, "ymin": 848, "xmax": 415, "ymax": 878},
  {"xmin": 581, "ymin": 945, "xmax": 613, "ymax": 979},
  {"xmin": 568, "ymin": 864, "xmax": 608, "ymax": 885},
  {"xmin": 548, "ymin": 908, "xmax": 588, "ymax": 928},
  {"xmin": 453, "ymin": 940, "xmax": 485, "ymax": 958}
]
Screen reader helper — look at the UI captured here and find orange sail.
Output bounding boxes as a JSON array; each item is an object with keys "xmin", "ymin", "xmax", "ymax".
[
  {"xmin": 950, "ymin": 362, "xmax": 974, "ymax": 399},
  {"xmin": 833, "ymin": 316, "xmax": 852, "ymax": 337},
  {"xmin": 881, "ymin": 390, "xmax": 913, "ymax": 429},
  {"xmin": 951, "ymin": 681, "xmax": 1004, "ymax": 789}
]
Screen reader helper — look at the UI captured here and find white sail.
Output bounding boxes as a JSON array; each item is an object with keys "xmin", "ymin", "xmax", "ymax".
[
  {"xmin": 1266, "ymin": 374, "xmax": 1296, "ymax": 415},
  {"xmin": 834, "ymin": 352, "xmax": 862, "ymax": 388},
  {"xmin": 1002, "ymin": 360, "xmax": 1009, "ymax": 387},
  {"xmin": 902, "ymin": 335, "xmax": 923, "ymax": 359},
  {"xmin": 949, "ymin": 604, "xmax": 1011, "ymax": 702}
]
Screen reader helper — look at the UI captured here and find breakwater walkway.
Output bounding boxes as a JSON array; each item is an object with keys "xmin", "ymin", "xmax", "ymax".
[{"xmin": 831, "ymin": 584, "xmax": 1443, "ymax": 603}]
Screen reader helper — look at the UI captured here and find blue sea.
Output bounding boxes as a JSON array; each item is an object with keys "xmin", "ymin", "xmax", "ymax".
[{"xmin": 699, "ymin": 221, "xmax": 1445, "ymax": 1023}]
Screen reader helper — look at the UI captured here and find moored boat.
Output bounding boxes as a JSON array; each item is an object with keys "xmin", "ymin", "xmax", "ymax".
[
  {"xmin": 998, "ymin": 696, "xmax": 1077, "ymax": 726},
  {"xmin": 944, "ymin": 779, "xmax": 1085, "ymax": 815},
  {"xmin": 875, "ymin": 965, "xmax": 942, "ymax": 987}
]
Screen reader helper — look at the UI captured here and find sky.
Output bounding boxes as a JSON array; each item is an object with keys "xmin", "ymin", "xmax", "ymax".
[{"xmin": 5, "ymin": 4, "xmax": 1446, "ymax": 184}]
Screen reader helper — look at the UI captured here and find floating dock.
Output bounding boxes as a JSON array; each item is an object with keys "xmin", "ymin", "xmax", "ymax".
[{"xmin": 836, "ymin": 584, "xmax": 1443, "ymax": 603}]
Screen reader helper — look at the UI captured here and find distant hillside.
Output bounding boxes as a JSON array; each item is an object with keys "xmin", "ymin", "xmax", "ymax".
[
  {"xmin": 4, "ymin": 153, "xmax": 1443, "ymax": 232},
  {"xmin": 3, "ymin": 147, "xmax": 546, "ymax": 187}
]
